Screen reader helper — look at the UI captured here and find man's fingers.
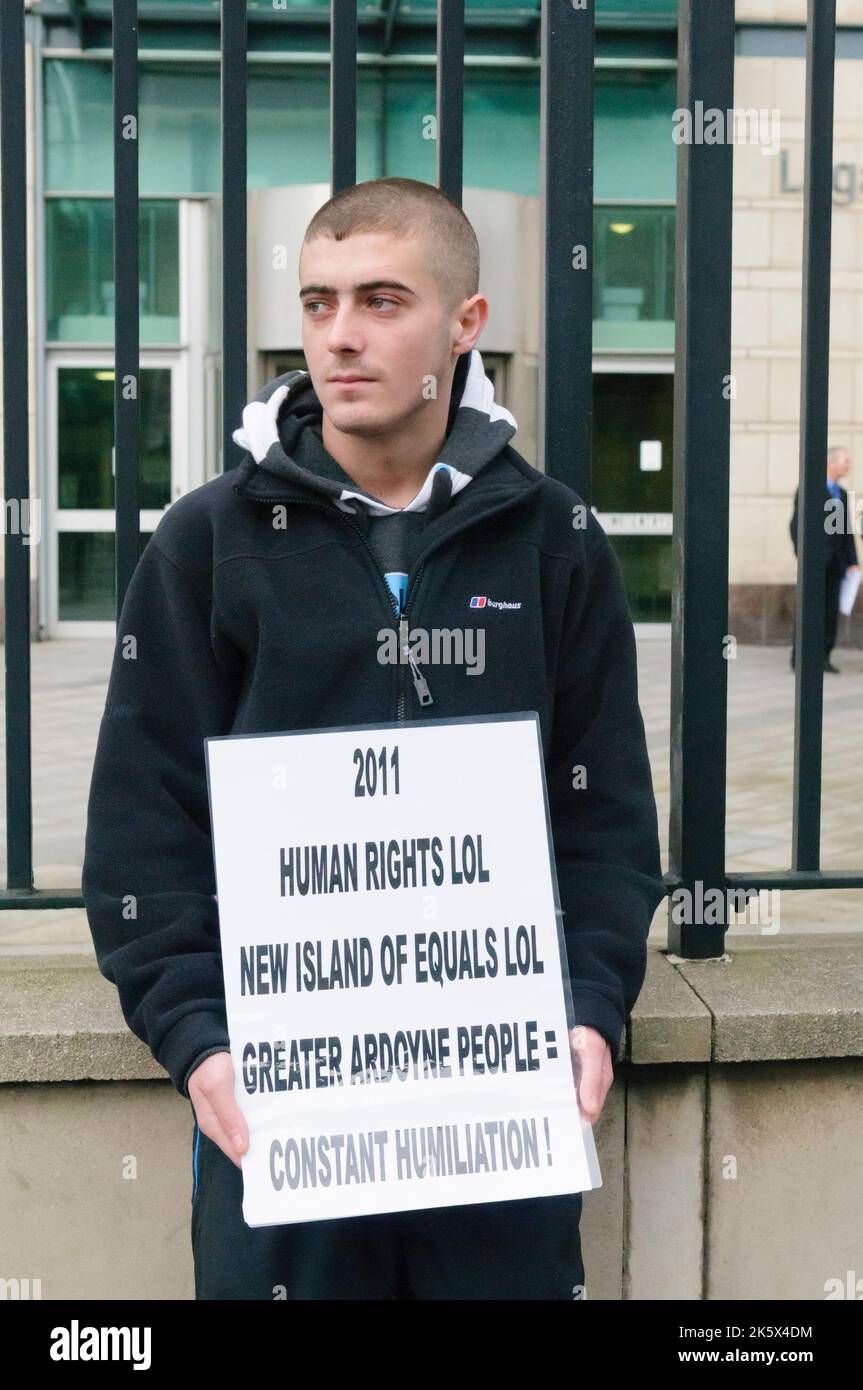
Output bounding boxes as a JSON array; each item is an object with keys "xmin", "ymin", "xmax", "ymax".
[
  {"xmin": 576, "ymin": 1064, "xmax": 600, "ymax": 1122},
  {"xmin": 568, "ymin": 1025, "xmax": 611, "ymax": 1123},
  {"xmin": 190, "ymin": 1055, "xmax": 250, "ymax": 1168},
  {"xmin": 193, "ymin": 1090, "xmax": 243, "ymax": 1169},
  {"xmin": 208, "ymin": 1082, "xmax": 250, "ymax": 1164},
  {"xmin": 215, "ymin": 1098, "xmax": 250, "ymax": 1159}
]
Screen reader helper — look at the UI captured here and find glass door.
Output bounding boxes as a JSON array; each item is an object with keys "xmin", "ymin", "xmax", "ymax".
[
  {"xmin": 592, "ymin": 365, "xmax": 674, "ymax": 625},
  {"xmin": 47, "ymin": 354, "xmax": 187, "ymax": 634}
]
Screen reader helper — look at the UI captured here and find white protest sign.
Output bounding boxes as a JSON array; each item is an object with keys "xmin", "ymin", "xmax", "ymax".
[{"xmin": 204, "ymin": 712, "xmax": 601, "ymax": 1227}]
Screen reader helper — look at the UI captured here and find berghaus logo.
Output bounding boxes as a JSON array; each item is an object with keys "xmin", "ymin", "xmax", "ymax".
[{"xmin": 469, "ymin": 595, "xmax": 522, "ymax": 610}]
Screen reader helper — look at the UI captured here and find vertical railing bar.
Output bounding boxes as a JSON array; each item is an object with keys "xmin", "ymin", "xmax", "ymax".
[
  {"xmin": 667, "ymin": 0, "xmax": 735, "ymax": 957},
  {"xmin": 331, "ymin": 0, "xmax": 357, "ymax": 194},
  {"xmin": 0, "ymin": 0, "xmax": 34, "ymax": 891},
  {"xmin": 31, "ymin": 12, "xmax": 50, "ymax": 640},
  {"xmin": 221, "ymin": 0, "xmax": 248, "ymax": 471},
  {"xmin": 113, "ymin": 0, "xmax": 140, "ymax": 617},
  {"xmin": 791, "ymin": 0, "xmax": 837, "ymax": 872},
  {"xmin": 539, "ymin": 0, "xmax": 594, "ymax": 501},
  {"xmin": 436, "ymin": 0, "xmax": 464, "ymax": 206}
]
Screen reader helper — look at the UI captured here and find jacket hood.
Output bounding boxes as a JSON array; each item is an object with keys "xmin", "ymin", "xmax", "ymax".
[{"xmin": 231, "ymin": 348, "xmax": 518, "ymax": 519}]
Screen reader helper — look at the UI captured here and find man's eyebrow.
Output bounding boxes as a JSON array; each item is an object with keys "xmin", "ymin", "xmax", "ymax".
[{"xmin": 299, "ymin": 280, "xmax": 418, "ymax": 299}]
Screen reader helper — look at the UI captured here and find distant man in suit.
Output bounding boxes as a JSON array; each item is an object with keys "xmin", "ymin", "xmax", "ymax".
[{"xmin": 789, "ymin": 445, "xmax": 860, "ymax": 673}]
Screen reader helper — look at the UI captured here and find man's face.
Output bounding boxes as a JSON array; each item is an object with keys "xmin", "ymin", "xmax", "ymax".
[
  {"xmin": 828, "ymin": 451, "xmax": 851, "ymax": 481},
  {"xmin": 298, "ymin": 230, "xmax": 458, "ymax": 439}
]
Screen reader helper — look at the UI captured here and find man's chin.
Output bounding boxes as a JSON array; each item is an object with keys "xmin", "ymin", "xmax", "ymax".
[{"xmin": 323, "ymin": 405, "xmax": 390, "ymax": 438}]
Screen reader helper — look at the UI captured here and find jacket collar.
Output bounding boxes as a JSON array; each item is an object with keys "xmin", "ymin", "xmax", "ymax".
[
  {"xmin": 230, "ymin": 350, "xmax": 537, "ymax": 526},
  {"xmin": 232, "ymin": 440, "xmax": 543, "ymax": 559}
]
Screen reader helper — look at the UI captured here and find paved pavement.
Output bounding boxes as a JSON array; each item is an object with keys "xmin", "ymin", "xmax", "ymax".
[{"xmin": 0, "ymin": 634, "xmax": 861, "ymax": 952}]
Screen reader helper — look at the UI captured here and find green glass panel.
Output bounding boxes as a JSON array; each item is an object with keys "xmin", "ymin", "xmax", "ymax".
[
  {"xmin": 58, "ymin": 532, "xmax": 153, "ymax": 622},
  {"xmin": 365, "ymin": 0, "xmax": 674, "ymax": 10},
  {"xmin": 46, "ymin": 199, "xmax": 179, "ymax": 344},
  {"xmin": 123, "ymin": 1, "xmax": 676, "ymax": 12},
  {"xmin": 594, "ymin": 204, "xmax": 675, "ymax": 334},
  {"xmin": 593, "ymin": 371, "xmax": 673, "ymax": 621},
  {"xmin": 139, "ymin": 1, "xmax": 553, "ymax": 10},
  {"xmin": 382, "ymin": 70, "xmax": 540, "ymax": 194},
  {"xmin": 45, "ymin": 59, "xmax": 677, "ymax": 203},
  {"xmin": 45, "ymin": 62, "xmax": 221, "ymax": 194},
  {"xmin": 606, "ymin": 535, "xmax": 672, "ymax": 622},
  {"xmin": 57, "ymin": 366, "xmax": 172, "ymax": 510},
  {"xmin": 253, "ymin": 69, "xmax": 534, "ymax": 189},
  {"xmin": 593, "ymin": 372, "xmax": 673, "ymax": 513},
  {"xmin": 58, "ymin": 532, "xmax": 116, "ymax": 621},
  {"xmin": 248, "ymin": 71, "xmax": 381, "ymax": 187},
  {"xmin": 44, "ymin": 63, "xmax": 677, "ymax": 351},
  {"xmin": 595, "ymin": 0, "xmax": 676, "ymax": 15},
  {"xmin": 595, "ymin": 69, "xmax": 678, "ymax": 201},
  {"xmin": 593, "ymin": 320, "xmax": 674, "ymax": 351}
]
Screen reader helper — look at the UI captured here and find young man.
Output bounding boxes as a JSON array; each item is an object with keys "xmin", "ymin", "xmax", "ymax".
[{"xmin": 83, "ymin": 176, "xmax": 665, "ymax": 1300}]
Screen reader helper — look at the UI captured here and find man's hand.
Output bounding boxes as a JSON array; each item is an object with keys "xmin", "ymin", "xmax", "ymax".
[
  {"xmin": 569, "ymin": 1025, "xmax": 614, "ymax": 1124},
  {"xmin": 188, "ymin": 1051, "xmax": 249, "ymax": 1169}
]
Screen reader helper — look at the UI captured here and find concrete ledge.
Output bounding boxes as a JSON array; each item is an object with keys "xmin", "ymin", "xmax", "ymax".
[
  {"xmin": 629, "ymin": 948, "xmax": 713, "ymax": 1063},
  {"xmin": 0, "ymin": 953, "xmax": 165, "ymax": 1084},
  {"xmin": 0, "ymin": 936, "xmax": 861, "ymax": 1083},
  {"xmin": 670, "ymin": 934, "xmax": 863, "ymax": 1062}
]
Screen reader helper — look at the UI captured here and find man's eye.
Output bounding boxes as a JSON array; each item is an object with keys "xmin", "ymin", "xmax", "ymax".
[{"xmin": 303, "ymin": 298, "xmax": 396, "ymax": 313}]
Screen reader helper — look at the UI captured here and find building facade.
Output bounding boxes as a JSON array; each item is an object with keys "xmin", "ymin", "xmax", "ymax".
[{"xmin": 3, "ymin": 0, "xmax": 863, "ymax": 641}]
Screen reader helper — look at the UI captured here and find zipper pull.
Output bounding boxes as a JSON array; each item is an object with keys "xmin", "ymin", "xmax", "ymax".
[
  {"xmin": 400, "ymin": 611, "xmax": 433, "ymax": 705},
  {"xmin": 408, "ymin": 651, "xmax": 433, "ymax": 706}
]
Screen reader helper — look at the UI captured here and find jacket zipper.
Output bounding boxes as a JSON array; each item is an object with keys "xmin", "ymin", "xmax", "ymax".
[
  {"xmin": 238, "ymin": 492, "xmax": 433, "ymax": 721},
  {"xmin": 398, "ymin": 560, "xmax": 432, "ymax": 720}
]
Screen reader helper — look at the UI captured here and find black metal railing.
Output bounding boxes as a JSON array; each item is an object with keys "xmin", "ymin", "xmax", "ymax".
[
  {"xmin": 667, "ymin": 0, "xmax": 735, "ymax": 955},
  {"xmin": 1, "ymin": 0, "xmax": 860, "ymax": 948}
]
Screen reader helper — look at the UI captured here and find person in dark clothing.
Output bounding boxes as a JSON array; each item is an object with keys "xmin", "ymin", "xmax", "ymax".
[
  {"xmin": 789, "ymin": 446, "xmax": 859, "ymax": 673},
  {"xmin": 82, "ymin": 177, "xmax": 665, "ymax": 1300}
]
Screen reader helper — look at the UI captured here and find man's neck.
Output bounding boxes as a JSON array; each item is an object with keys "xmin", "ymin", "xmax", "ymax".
[{"xmin": 321, "ymin": 400, "xmax": 452, "ymax": 510}]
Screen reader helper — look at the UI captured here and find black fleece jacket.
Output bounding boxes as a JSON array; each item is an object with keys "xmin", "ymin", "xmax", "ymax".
[{"xmin": 82, "ymin": 352, "xmax": 665, "ymax": 1098}]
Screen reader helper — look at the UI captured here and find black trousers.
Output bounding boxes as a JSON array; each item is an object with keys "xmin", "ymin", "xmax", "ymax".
[
  {"xmin": 190, "ymin": 1115, "xmax": 585, "ymax": 1300},
  {"xmin": 790, "ymin": 563, "xmax": 842, "ymax": 661}
]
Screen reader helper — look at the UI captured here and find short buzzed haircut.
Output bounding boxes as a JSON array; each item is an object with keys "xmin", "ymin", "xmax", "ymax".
[{"xmin": 302, "ymin": 176, "xmax": 480, "ymax": 315}]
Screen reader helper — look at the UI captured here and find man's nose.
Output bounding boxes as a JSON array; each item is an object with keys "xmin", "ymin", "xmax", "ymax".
[{"xmin": 326, "ymin": 301, "xmax": 364, "ymax": 351}]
